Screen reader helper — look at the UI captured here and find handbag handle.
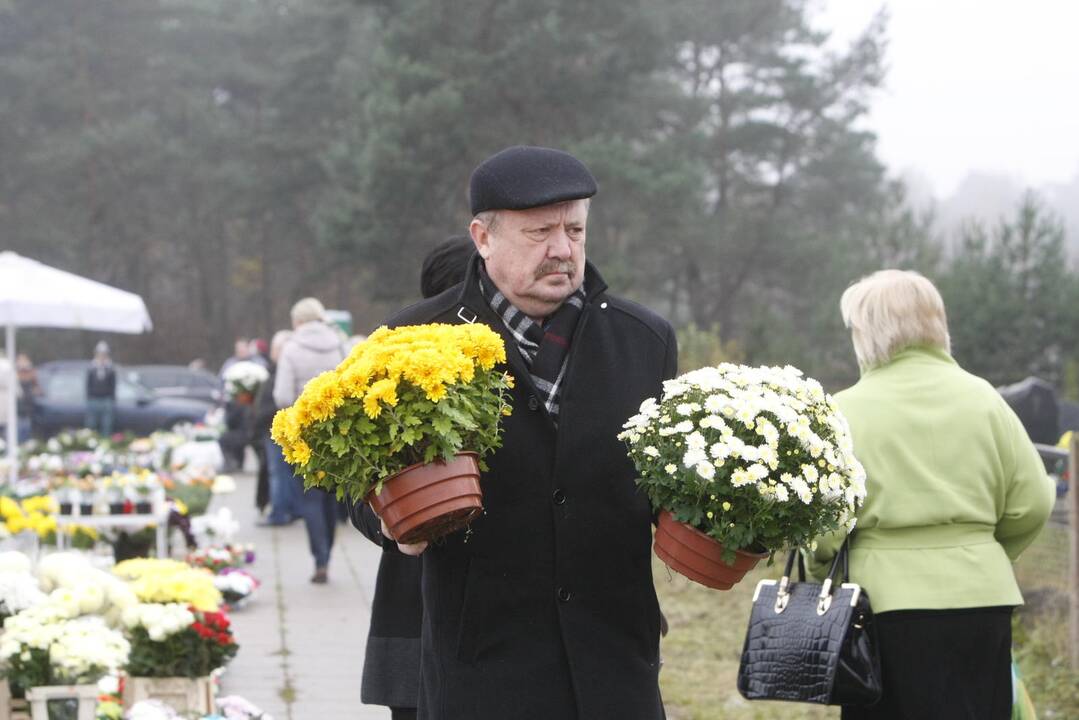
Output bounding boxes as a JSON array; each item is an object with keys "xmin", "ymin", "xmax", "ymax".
[{"xmin": 774, "ymin": 535, "xmax": 852, "ymax": 614}]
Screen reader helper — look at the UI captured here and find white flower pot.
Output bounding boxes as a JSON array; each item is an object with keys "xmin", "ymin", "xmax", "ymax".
[
  {"xmin": 122, "ymin": 676, "xmax": 214, "ymax": 715},
  {"xmin": 25, "ymin": 684, "xmax": 100, "ymax": 720}
]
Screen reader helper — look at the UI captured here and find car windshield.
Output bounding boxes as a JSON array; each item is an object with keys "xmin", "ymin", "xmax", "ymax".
[{"xmin": 44, "ymin": 367, "xmax": 148, "ymax": 403}]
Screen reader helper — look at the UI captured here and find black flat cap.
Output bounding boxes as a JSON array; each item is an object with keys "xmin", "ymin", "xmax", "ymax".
[{"xmin": 469, "ymin": 145, "xmax": 597, "ymax": 216}]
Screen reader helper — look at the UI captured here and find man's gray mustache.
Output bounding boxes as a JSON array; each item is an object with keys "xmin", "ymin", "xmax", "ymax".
[{"xmin": 535, "ymin": 261, "xmax": 576, "ymax": 279}]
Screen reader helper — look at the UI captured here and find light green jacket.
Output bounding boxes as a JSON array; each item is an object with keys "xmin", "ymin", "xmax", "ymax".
[{"xmin": 807, "ymin": 346, "xmax": 1054, "ymax": 613}]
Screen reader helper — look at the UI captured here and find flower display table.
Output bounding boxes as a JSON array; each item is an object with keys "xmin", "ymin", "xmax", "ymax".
[{"xmin": 52, "ymin": 489, "xmax": 169, "ymax": 557}]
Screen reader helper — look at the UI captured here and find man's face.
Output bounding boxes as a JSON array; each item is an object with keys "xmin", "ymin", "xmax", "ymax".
[
  {"xmin": 235, "ymin": 340, "xmax": 249, "ymax": 358},
  {"xmin": 470, "ymin": 199, "xmax": 588, "ymax": 320}
]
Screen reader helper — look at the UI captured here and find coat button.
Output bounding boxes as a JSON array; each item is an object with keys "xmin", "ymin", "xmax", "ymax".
[
  {"xmin": 528, "ymin": 396, "xmax": 539, "ymax": 411},
  {"xmin": 557, "ymin": 587, "xmax": 572, "ymax": 602},
  {"xmin": 552, "ymin": 489, "xmax": 566, "ymax": 505}
]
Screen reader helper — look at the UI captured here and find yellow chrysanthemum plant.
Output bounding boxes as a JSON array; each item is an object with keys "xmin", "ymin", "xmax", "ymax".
[{"xmin": 271, "ymin": 323, "xmax": 513, "ymax": 543}]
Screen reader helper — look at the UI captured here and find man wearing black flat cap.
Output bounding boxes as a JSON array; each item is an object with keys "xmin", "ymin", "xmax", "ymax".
[{"xmin": 359, "ymin": 146, "xmax": 677, "ymax": 720}]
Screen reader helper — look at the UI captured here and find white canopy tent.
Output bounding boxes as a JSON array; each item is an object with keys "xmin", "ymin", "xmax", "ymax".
[{"xmin": 0, "ymin": 251, "xmax": 153, "ymax": 482}]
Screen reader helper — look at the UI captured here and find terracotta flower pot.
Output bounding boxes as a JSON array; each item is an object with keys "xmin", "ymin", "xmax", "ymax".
[
  {"xmin": 367, "ymin": 452, "xmax": 483, "ymax": 545},
  {"xmin": 653, "ymin": 510, "xmax": 767, "ymax": 590}
]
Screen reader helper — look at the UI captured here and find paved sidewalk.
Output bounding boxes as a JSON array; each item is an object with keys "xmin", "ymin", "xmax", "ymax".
[{"xmin": 215, "ymin": 473, "xmax": 390, "ymax": 720}]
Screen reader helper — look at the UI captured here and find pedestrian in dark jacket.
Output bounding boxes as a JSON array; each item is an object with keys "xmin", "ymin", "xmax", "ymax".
[
  {"xmin": 255, "ymin": 330, "xmax": 302, "ymax": 527},
  {"xmin": 354, "ymin": 146, "xmax": 677, "ymax": 720},
  {"xmin": 85, "ymin": 341, "xmax": 117, "ymax": 436},
  {"xmin": 352, "ymin": 235, "xmax": 475, "ymax": 720}
]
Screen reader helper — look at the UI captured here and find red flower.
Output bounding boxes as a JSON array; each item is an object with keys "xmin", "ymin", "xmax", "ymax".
[{"xmin": 216, "ymin": 632, "xmax": 232, "ymax": 645}]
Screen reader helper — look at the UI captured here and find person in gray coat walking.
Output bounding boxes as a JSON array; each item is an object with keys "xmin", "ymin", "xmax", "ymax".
[{"xmin": 273, "ymin": 297, "xmax": 346, "ymax": 583}]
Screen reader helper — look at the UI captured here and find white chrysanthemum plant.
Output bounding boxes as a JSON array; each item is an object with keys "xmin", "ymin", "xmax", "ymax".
[
  {"xmin": 620, "ymin": 364, "xmax": 867, "ymax": 566},
  {"xmin": 223, "ymin": 361, "xmax": 269, "ymax": 399}
]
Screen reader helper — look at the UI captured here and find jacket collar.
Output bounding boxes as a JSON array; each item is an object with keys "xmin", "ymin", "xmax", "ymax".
[
  {"xmin": 862, "ymin": 344, "xmax": 957, "ymax": 377},
  {"xmin": 452, "ymin": 256, "xmax": 608, "ymax": 415},
  {"xmin": 453, "ymin": 255, "xmax": 608, "ymax": 316}
]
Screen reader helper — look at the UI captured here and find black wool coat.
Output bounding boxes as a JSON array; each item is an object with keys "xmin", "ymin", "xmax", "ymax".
[
  {"xmin": 349, "ymin": 504, "xmax": 423, "ymax": 709},
  {"xmin": 359, "ymin": 258, "xmax": 677, "ymax": 720}
]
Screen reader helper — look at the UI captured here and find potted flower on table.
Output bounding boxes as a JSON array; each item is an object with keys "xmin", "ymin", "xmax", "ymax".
[
  {"xmin": 272, "ymin": 323, "xmax": 513, "ymax": 544},
  {"xmin": 0, "ymin": 607, "xmax": 130, "ymax": 720},
  {"xmin": 222, "ymin": 362, "xmax": 270, "ymax": 406},
  {"xmin": 620, "ymin": 364, "xmax": 867, "ymax": 590},
  {"xmin": 120, "ymin": 603, "xmax": 236, "ymax": 715}
]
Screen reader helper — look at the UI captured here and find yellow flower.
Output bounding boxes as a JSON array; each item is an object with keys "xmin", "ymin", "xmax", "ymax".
[
  {"xmin": 6, "ymin": 514, "xmax": 28, "ymax": 534},
  {"xmin": 21, "ymin": 495, "xmax": 58, "ymax": 515},
  {"xmin": 290, "ymin": 441, "xmax": 312, "ymax": 466},
  {"xmin": 0, "ymin": 496, "xmax": 22, "ymax": 520},
  {"xmin": 363, "ymin": 378, "xmax": 398, "ymax": 419}
]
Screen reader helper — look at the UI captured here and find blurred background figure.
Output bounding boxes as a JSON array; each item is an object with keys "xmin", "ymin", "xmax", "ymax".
[
  {"xmin": 256, "ymin": 329, "xmax": 301, "ymax": 527},
  {"xmin": 219, "ymin": 337, "xmax": 252, "ymax": 378},
  {"xmin": 219, "ymin": 336, "xmax": 254, "ymax": 471},
  {"xmin": 273, "ymin": 297, "xmax": 346, "ymax": 584},
  {"xmin": 249, "ymin": 338, "xmax": 270, "ymax": 368},
  {"xmin": 85, "ymin": 341, "xmax": 116, "ymax": 436},
  {"xmin": 15, "ymin": 353, "xmax": 40, "ymax": 442}
]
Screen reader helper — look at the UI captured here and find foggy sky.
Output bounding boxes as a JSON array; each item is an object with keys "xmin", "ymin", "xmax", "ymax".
[{"xmin": 820, "ymin": 0, "xmax": 1079, "ymax": 198}]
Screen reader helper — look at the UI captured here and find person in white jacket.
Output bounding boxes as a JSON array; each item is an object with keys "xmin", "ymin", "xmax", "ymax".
[{"xmin": 273, "ymin": 297, "xmax": 346, "ymax": 583}]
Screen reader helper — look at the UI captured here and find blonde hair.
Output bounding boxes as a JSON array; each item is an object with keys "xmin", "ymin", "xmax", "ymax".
[
  {"xmin": 840, "ymin": 269, "xmax": 951, "ymax": 370},
  {"xmin": 290, "ymin": 297, "xmax": 326, "ymax": 326}
]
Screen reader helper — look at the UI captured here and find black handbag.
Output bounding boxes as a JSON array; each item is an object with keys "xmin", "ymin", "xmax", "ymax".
[{"xmin": 736, "ymin": 537, "xmax": 883, "ymax": 706}]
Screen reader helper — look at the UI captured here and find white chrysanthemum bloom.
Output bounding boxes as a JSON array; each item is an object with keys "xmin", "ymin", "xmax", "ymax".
[
  {"xmin": 730, "ymin": 467, "xmax": 754, "ymax": 488},
  {"xmin": 643, "ymin": 446, "xmax": 660, "ymax": 458},
  {"xmin": 673, "ymin": 420, "xmax": 694, "ymax": 434},
  {"xmin": 774, "ymin": 484, "xmax": 790, "ymax": 502},
  {"xmin": 709, "ymin": 443, "xmax": 731, "ymax": 461},
  {"xmin": 682, "ymin": 448, "xmax": 708, "ymax": 469},
  {"xmin": 685, "ymin": 432, "xmax": 707, "ymax": 451},
  {"xmin": 695, "ymin": 462, "xmax": 716, "ymax": 481},
  {"xmin": 738, "ymin": 445, "xmax": 760, "ymax": 463},
  {"xmin": 0, "ymin": 552, "xmax": 33, "ymax": 575},
  {"xmin": 676, "ymin": 402, "xmax": 700, "ymax": 417}
]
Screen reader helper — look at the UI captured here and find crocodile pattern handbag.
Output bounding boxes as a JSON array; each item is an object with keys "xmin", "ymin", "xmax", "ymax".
[{"xmin": 736, "ymin": 537, "xmax": 882, "ymax": 706}]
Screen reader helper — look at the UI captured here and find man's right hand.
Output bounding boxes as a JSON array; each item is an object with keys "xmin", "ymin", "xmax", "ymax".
[{"xmin": 381, "ymin": 517, "xmax": 429, "ymax": 556}]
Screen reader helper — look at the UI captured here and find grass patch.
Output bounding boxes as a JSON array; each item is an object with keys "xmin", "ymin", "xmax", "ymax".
[
  {"xmin": 1014, "ymin": 563, "xmax": 1079, "ymax": 716},
  {"xmin": 656, "ymin": 557, "xmax": 837, "ymax": 720},
  {"xmin": 278, "ymin": 681, "xmax": 297, "ymax": 704}
]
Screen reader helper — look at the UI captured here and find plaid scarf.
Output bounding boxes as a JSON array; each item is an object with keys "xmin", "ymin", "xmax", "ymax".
[{"xmin": 478, "ymin": 262, "xmax": 586, "ymax": 425}]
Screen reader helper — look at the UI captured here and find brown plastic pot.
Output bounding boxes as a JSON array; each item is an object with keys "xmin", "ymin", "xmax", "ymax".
[
  {"xmin": 367, "ymin": 452, "xmax": 483, "ymax": 545},
  {"xmin": 653, "ymin": 510, "xmax": 767, "ymax": 590}
]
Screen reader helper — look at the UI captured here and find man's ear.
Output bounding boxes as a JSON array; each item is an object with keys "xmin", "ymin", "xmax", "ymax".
[{"xmin": 469, "ymin": 219, "xmax": 492, "ymax": 260}]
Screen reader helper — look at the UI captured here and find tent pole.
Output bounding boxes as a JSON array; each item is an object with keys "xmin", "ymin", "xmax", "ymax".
[{"xmin": 5, "ymin": 324, "xmax": 15, "ymax": 484}]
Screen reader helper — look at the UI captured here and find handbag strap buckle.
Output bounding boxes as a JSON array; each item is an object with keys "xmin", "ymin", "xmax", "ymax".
[{"xmin": 773, "ymin": 576, "xmax": 790, "ymax": 614}]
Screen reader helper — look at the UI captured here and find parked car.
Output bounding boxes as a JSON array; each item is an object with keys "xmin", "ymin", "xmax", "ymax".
[
  {"xmin": 128, "ymin": 364, "xmax": 223, "ymax": 405},
  {"xmin": 32, "ymin": 361, "xmax": 214, "ymax": 438}
]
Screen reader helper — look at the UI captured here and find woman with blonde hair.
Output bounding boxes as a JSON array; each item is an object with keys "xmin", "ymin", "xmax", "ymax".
[{"xmin": 809, "ymin": 269, "xmax": 1054, "ymax": 719}]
